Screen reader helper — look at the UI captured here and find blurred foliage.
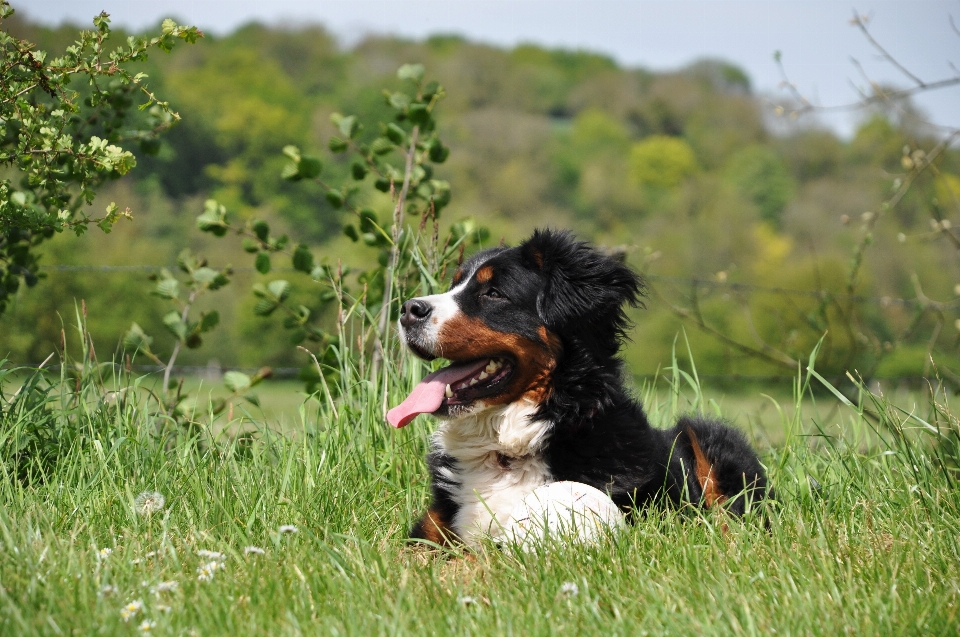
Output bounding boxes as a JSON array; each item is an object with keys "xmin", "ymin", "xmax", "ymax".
[
  {"xmin": 1, "ymin": 13, "xmax": 959, "ymax": 388},
  {"xmin": 0, "ymin": 3, "xmax": 199, "ymax": 313}
]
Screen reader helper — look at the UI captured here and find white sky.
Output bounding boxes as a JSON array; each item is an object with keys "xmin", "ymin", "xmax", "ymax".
[{"xmin": 15, "ymin": 0, "xmax": 960, "ymax": 137}]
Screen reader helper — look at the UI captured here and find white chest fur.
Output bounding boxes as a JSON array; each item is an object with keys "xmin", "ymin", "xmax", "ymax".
[{"xmin": 433, "ymin": 399, "xmax": 553, "ymax": 546}]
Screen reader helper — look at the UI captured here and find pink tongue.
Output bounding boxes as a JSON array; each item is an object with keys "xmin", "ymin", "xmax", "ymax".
[{"xmin": 387, "ymin": 359, "xmax": 490, "ymax": 428}]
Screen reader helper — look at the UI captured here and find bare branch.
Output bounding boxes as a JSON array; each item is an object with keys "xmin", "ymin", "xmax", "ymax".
[{"xmin": 851, "ymin": 10, "xmax": 926, "ymax": 87}]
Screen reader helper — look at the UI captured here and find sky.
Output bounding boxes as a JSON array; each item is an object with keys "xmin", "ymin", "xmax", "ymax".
[{"xmin": 14, "ymin": 0, "xmax": 960, "ymax": 137}]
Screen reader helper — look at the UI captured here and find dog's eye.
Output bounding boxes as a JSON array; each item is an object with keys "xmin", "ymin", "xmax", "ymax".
[{"xmin": 484, "ymin": 288, "xmax": 505, "ymax": 300}]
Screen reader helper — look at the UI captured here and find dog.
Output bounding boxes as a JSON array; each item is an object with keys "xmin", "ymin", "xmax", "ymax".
[{"xmin": 388, "ymin": 229, "xmax": 770, "ymax": 547}]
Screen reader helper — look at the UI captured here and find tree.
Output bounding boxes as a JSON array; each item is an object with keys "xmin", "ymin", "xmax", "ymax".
[{"xmin": 0, "ymin": 2, "xmax": 199, "ymax": 313}]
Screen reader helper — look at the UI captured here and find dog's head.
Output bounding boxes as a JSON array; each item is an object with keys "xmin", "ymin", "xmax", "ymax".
[{"xmin": 387, "ymin": 229, "xmax": 644, "ymax": 428}]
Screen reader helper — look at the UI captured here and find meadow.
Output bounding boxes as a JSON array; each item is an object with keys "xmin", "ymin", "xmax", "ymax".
[
  {"xmin": 2, "ymin": 335, "xmax": 959, "ymax": 636},
  {"xmin": 2, "ymin": 10, "xmax": 960, "ymax": 635}
]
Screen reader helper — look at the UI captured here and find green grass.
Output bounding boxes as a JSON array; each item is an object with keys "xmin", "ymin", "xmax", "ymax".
[{"xmin": 2, "ymin": 351, "xmax": 960, "ymax": 636}]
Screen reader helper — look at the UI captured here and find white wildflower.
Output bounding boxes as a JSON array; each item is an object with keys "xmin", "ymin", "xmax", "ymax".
[
  {"xmin": 457, "ymin": 595, "xmax": 477, "ymax": 606},
  {"xmin": 97, "ymin": 547, "xmax": 113, "ymax": 560},
  {"xmin": 244, "ymin": 546, "xmax": 265, "ymax": 556},
  {"xmin": 134, "ymin": 491, "xmax": 166, "ymax": 516},
  {"xmin": 157, "ymin": 604, "xmax": 172, "ymax": 614},
  {"xmin": 120, "ymin": 600, "xmax": 144, "ymax": 622},
  {"xmin": 278, "ymin": 525, "xmax": 298, "ymax": 534},
  {"xmin": 196, "ymin": 550, "xmax": 226, "ymax": 561},
  {"xmin": 558, "ymin": 581, "xmax": 580, "ymax": 598},
  {"xmin": 138, "ymin": 619, "xmax": 156, "ymax": 632},
  {"xmin": 131, "ymin": 550, "xmax": 157, "ymax": 565},
  {"xmin": 99, "ymin": 585, "xmax": 117, "ymax": 597},
  {"xmin": 197, "ymin": 560, "xmax": 223, "ymax": 582},
  {"xmin": 152, "ymin": 580, "xmax": 179, "ymax": 594}
]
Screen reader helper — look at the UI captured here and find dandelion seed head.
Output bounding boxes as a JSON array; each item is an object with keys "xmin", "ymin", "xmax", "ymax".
[
  {"xmin": 134, "ymin": 491, "xmax": 166, "ymax": 516},
  {"xmin": 558, "ymin": 581, "xmax": 580, "ymax": 597}
]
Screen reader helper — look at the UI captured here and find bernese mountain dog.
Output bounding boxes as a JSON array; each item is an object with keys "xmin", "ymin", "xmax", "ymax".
[{"xmin": 388, "ymin": 229, "xmax": 770, "ymax": 547}]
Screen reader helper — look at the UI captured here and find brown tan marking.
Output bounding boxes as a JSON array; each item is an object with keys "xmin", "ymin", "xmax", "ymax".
[
  {"xmin": 417, "ymin": 507, "xmax": 455, "ymax": 546},
  {"xmin": 475, "ymin": 266, "xmax": 494, "ymax": 283},
  {"xmin": 686, "ymin": 427, "xmax": 728, "ymax": 508},
  {"xmin": 452, "ymin": 268, "xmax": 464, "ymax": 285},
  {"xmin": 437, "ymin": 315, "xmax": 560, "ymax": 406}
]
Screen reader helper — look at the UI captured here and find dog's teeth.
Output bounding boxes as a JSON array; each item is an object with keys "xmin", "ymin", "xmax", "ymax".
[
  {"xmin": 470, "ymin": 378, "xmax": 478, "ymax": 386},
  {"xmin": 485, "ymin": 363, "xmax": 496, "ymax": 373},
  {"xmin": 445, "ymin": 384, "xmax": 453, "ymax": 398},
  {"xmin": 478, "ymin": 371, "xmax": 489, "ymax": 380}
]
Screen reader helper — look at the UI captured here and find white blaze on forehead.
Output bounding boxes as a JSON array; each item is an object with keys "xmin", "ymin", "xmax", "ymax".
[{"xmin": 397, "ymin": 254, "xmax": 492, "ymax": 349}]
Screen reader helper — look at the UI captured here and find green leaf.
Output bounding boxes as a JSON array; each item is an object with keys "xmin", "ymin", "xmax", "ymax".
[
  {"xmin": 282, "ymin": 145, "xmax": 301, "ymax": 161},
  {"xmin": 337, "ymin": 115, "xmax": 360, "ymax": 139},
  {"xmin": 325, "ymin": 190, "xmax": 344, "ymax": 209},
  {"xmin": 196, "ymin": 200, "xmax": 229, "ymax": 236},
  {"xmin": 223, "ymin": 371, "xmax": 252, "ymax": 394},
  {"xmin": 422, "ymin": 80, "xmax": 441, "ymax": 99},
  {"xmin": 242, "ymin": 238, "xmax": 260, "ymax": 253},
  {"xmin": 192, "ymin": 267, "xmax": 219, "ymax": 285},
  {"xmin": 374, "ymin": 177, "xmax": 392, "ymax": 193},
  {"xmin": 255, "ymin": 252, "xmax": 271, "ymax": 274},
  {"xmin": 408, "ymin": 102, "xmax": 430, "ymax": 126},
  {"xmin": 281, "ymin": 162, "xmax": 301, "ymax": 181},
  {"xmin": 370, "ymin": 138, "xmax": 394, "ymax": 155},
  {"xmin": 153, "ymin": 278, "xmax": 179, "ymax": 300},
  {"xmin": 388, "ymin": 92, "xmax": 411, "ymax": 109},
  {"xmin": 359, "ymin": 209, "xmax": 379, "ymax": 234},
  {"xmin": 198, "ymin": 310, "xmax": 220, "ymax": 333},
  {"xmin": 328, "ymin": 136, "xmax": 348, "ymax": 152},
  {"xmin": 252, "ymin": 220, "xmax": 270, "ymax": 242},
  {"xmin": 428, "ymin": 140, "xmax": 449, "ymax": 163},
  {"xmin": 254, "ymin": 298, "xmax": 278, "ymax": 316},
  {"xmin": 292, "ymin": 245, "xmax": 314, "ymax": 273},
  {"xmin": 162, "ymin": 311, "xmax": 187, "ymax": 341},
  {"xmin": 298, "ymin": 156, "xmax": 322, "ymax": 179},
  {"xmin": 268, "ymin": 279, "xmax": 291, "ymax": 302},
  {"xmin": 343, "ymin": 224, "xmax": 360, "ymax": 242},
  {"xmin": 397, "ymin": 63, "xmax": 425, "ymax": 83},
  {"xmin": 385, "ymin": 123, "xmax": 406, "ymax": 145},
  {"xmin": 351, "ymin": 161, "xmax": 368, "ymax": 180},
  {"xmin": 123, "ymin": 323, "xmax": 154, "ymax": 354}
]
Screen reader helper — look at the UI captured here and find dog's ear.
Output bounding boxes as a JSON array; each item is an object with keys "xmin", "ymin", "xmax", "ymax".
[{"xmin": 520, "ymin": 229, "xmax": 645, "ymax": 348}]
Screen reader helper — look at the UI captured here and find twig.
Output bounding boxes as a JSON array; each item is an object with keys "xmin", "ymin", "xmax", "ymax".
[{"xmin": 850, "ymin": 10, "xmax": 926, "ymax": 87}]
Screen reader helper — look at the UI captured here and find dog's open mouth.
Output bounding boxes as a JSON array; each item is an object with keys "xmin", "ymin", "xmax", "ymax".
[{"xmin": 387, "ymin": 357, "xmax": 514, "ymax": 428}]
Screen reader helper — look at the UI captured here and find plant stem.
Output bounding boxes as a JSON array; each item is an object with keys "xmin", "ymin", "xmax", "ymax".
[
  {"xmin": 371, "ymin": 125, "xmax": 420, "ymax": 404},
  {"xmin": 162, "ymin": 290, "xmax": 196, "ymax": 405}
]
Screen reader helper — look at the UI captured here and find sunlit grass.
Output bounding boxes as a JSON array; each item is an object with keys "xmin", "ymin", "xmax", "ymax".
[{"xmin": 2, "ymin": 347, "xmax": 959, "ymax": 635}]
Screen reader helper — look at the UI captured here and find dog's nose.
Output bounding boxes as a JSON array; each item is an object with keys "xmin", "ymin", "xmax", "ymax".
[{"xmin": 400, "ymin": 298, "xmax": 433, "ymax": 328}]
